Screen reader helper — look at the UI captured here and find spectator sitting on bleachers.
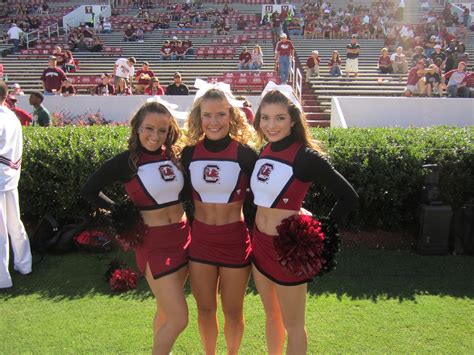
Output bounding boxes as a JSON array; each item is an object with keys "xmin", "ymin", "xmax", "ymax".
[
  {"xmin": 424, "ymin": 35, "xmax": 437, "ymax": 58},
  {"xmin": 306, "ymin": 50, "xmax": 320, "ymax": 82},
  {"xmin": 250, "ymin": 45, "xmax": 263, "ymax": 71},
  {"xmin": 238, "ymin": 47, "xmax": 252, "ymax": 70},
  {"xmin": 95, "ymin": 74, "xmax": 115, "ymax": 96},
  {"xmin": 379, "ymin": 48, "xmax": 392, "ymax": 74},
  {"xmin": 444, "ymin": 41, "xmax": 458, "ymax": 73},
  {"xmin": 63, "ymin": 50, "xmax": 76, "ymax": 73},
  {"xmin": 90, "ymin": 36, "xmax": 104, "ymax": 52},
  {"xmin": 456, "ymin": 42, "xmax": 469, "ymax": 64},
  {"xmin": 183, "ymin": 37, "xmax": 194, "ymax": 56},
  {"xmin": 165, "ymin": 72, "xmax": 189, "ymax": 95},
  {"xmin": 391, "ymin": 46, "xmax": 409, "ymax": 74},
  {"xmin": 102, "ymin": 20, "xmax": 112, "ymax": 33},
  {"xmin": 445, "ymin": 61, "xmax": 470, "ymax": 97},
  {"xmin": 288, "ymin": 18, "xmax": 303, "ymax": 36},
  {"xmin": 81, "ymin": 24, "xmax": 95, "ymax": 47},
  {"xmin": 425, "ymin": 64, "xmax": 444, "ymax": 97},
  {"xmin": 134, "ymin": 62, "xmax": 155, "ymax": 94},
  {"xmin": 329, "ymin": 50, "xmax": 343, "ymax": 77},
  {"xmin": 144, "ymin": 77, "xmax": 165, "ymax": 95},
  {"xmin": 124, "ymin": 24, "xmax": 137, "ymax": 42},
  {"xmin": 136, "ymin": 27, "xmax": 145, "ymax": 42},
  {"xmin": 431, "ymin": 45, "xmax": 446, "ymax": 66},
  {"xmin": 61, "ymin": 78, "xmax": 76, "ymax": 97},
  {"xmin": 161, "ymin": 40, "xmax": 174, "ymax": 60},
  {"xmin": 174, "ymin": 41, "xmax": 187, "ymax": 60},
  {"xmin": 116, "ymin": 78, "xmax": 132, "ymax": 96},
  {"xmin": 53, "ymin": 46, "xmax": 66, "ymax": 67},
  {"xmin": 68, "ymin": 28, "xmax": 81, "ymax": 51},
  {"xmin": 411, "ymin": 46, "xmax": 428, "ymax": 68},
  {"xmin": 237, "ymin": 16, "xmax": 246, "ymax": 31},
  {"xmin": 404, "ymin": 60, "xmax": 426, "ymax": 97}
]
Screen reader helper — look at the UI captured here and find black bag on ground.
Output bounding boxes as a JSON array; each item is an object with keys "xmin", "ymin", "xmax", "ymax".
[{"xmin": 30, "ymin": 213, "xmax": 87, "ymax": 254}]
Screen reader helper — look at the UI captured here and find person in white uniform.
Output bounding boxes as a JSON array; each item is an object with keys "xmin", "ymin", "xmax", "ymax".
[{"xmin": 0, "ymin": 80, "xmax": 32, "ymax": 289}]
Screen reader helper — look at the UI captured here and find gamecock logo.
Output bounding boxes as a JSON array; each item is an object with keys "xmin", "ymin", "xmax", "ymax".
[
  {"xmin": 257, "ymin": 163, "xmax": 273, "ymax": 182},
  {"xmin": 203, "ymin": 165, "xmax": 220, "ymax": 183},
  {"xmin": 159, "ymin": 164, "xmax": 176, "ymax": 181}
]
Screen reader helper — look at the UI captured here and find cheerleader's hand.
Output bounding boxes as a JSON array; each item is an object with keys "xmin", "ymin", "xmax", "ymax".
[{"xmin": 299, "ymin": 207, "xmax": 313, "ymax": 217}]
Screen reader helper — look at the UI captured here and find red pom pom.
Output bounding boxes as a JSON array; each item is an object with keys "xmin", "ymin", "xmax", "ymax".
[
  {"xmin": 109, "ymin": 268, "xmax": 138, "ymax": 292},
  {"xmin": 274, "ymin": 215, "xmax": 326, "ymax": 278}
]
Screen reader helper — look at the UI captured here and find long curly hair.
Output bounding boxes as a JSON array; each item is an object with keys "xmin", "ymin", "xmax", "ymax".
[
  {"xmin": 128, "ymin": 101, "xmax": 182, "ymax": 170},
  {"xmin": 185, "ymin": 89, "xmax": 254, "ymax": 146},
  {"xmin": 253, "ymin": 90, "xmax": 325, "ymax": 154}
]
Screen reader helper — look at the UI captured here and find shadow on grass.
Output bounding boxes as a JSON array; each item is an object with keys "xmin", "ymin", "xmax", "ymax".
[{"xmin": 2, "ymin": 248, "xmax": 473, "ymax": 303}]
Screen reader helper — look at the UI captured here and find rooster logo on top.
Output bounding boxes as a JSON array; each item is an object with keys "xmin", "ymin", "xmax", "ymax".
[
  {"xmin": 203, "ymin": 165, "xmax": 220, "ymax": 183},
  {"xmin": 159, "ymin": 164, "xmax": 176, "ymax": 181},
  {"xmin": 257, "ymin": 163, "xmax": 273, "ymax": 182}
]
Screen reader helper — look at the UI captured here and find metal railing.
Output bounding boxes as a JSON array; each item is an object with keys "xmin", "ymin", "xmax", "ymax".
[
  {"xmin": 47, "ymin": 23, "xmax": 62, "ymax": 38},
  {"xmin": 289, "ymin": 56, "xmax": 303, "ymax": 107},
  {"xmin": 24, "ymin": 30, "xmax": 40, "ymax": 49}
]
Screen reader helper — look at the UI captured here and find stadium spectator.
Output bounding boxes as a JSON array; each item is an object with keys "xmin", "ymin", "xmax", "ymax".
[
  {"xmin": 424, "ymin": 64, "xmax": 444, "ymax": 97},
  {"xmin": 346, "ymin": 35, "xmax": 360, "ymax": 76},
  {"xmin": 95, "ymin": 74, "xmax": 115, "ymax": 96},
  {"xmin": 379, "ymin": 48, "xmax": 392, "ymax": 74},
  {"xmin": 412, "ymin": 46, "xmax": 428, "ymax": 68},
  {"xmin": 116, "ymin": 78, "xmax": 132, "ymax": 96},
  {"xmin": 329, "ymin": 50, "xmax": 343, "ymax": 76},
  {"xmin": 144, "ymin": 77, "xmax": 165, "ymax": 95},
  {"xmin": 160, "ymin": 40, "xmax": 174, "ymax": 60},
  {"xmin": 238, "ymin": 47, "xmax": 252, "ymax": 70},
  {"xmin": 165, "ymin": 72, "xmax": 189, "ymax": 95},
  {"xmin": 90, "ymin": 36, "xmax": 104, "ymax": 52},
  {"xmin": 456, "ymin": 42, "xmax": 469, "ymax": 64},
  {"xmin": 174, "ymin": 41, "xmax": 187, "ymax": 60},
  {"xmin": 5, "ymin": 95, "xmax": 32, "ymax": 126},
  {"xmin": 271, "ymin": 11, "xmax": 282, "ymax": 42},
  {"xmin": 63, "ymin": 50, "xmax": 76, "ymax": 73},
  {"xmin": 136, "ymin": 27, "xmax": 145, "ymax": 42},
  {"xmin": 275, "ymin": 33, "xmax": 294, "ymax": 84},
  {"xmin": 183, "ymin": 37, "xmax": 194, "ymax": 56},
  {"xmin": 391, "ymin": 46, "xmax": 409, "ymax": 74},
  {"xmin": 463, "ymin": 7, "xmax": 470, "ymax": 27},
  {"xmin": 113, "ymin": 57, "xmax": 136, "ymax": 87},
  {"xmin": 124, "ymin": 24, "xmax": 137, "ymax": 42},
  {"xmin": 431, "ymin": 45, "xmax": 446, "ymax": 66},
  {"xmin": 445, "ymin": 62, "xmax": 470, "ymax": 97},
  {"xmin": 52, "ymin": 46, "xmax": 66, "ymax": 67},
  {"xmin": 404, "ymin": 60, "xmax": 426, "ymax": 96},
  {"xmin": 81, "ymin": 24, "xmax": 95, "ymax": 47},
  {"xmin": 7, "ymin": 23, "xmax": 23, "ymax": 53},
  {"xmin": 444, "ymin": 41, "xmax": 458, "ymax": 73},
  {"xmin": 40, "ymin": 56, "xmax": 67, "ymax": 95},
  {"xmin": 61, "ymin": 78, "xmax": 76, "ymax": 96},
  {"xmin": 250, "ymin": 44, "xmax": 263, "ymax": 70},
  {"xmin": 235, "ymin": 95, "xmax": 254, "ymax": 124},
  {"xmin": 134, "ymin": 62, "xmax": 155, "ymax": 94},
  {"xmin": 305, "ymin": 50, "xmax": 320, "ymax": 82},
  {"xmin": 29, "ymin": 91, "xmax": 51, "ymax": 126},
  {"xmin": 11, "ymin": 83, "xmax": 24, "ymax": 96}
]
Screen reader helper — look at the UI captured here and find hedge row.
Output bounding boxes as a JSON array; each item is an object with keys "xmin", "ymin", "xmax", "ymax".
[{"xmin": 20, "ymin": 126, "xmax": 474, "ymax": 230}]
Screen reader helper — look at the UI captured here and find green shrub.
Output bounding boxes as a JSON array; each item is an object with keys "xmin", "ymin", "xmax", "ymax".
[{"xmin": 20, "ymin": 126, "xmax": 473, "ymax": 230}]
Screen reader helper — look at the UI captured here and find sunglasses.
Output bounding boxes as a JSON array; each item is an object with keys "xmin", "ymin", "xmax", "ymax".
[{"xmin": 174, "ymin": 76, "xmax": 181, "ymax": 78}]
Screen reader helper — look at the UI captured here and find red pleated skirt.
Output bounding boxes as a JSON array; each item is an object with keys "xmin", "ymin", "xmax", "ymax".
[
  {"xmin": 189, "ymin": 219, "xmax": 251, "ymax": 268},
  {"xmin": 135, "ymin": 221, "xmax": 191, "ymax": 279}
]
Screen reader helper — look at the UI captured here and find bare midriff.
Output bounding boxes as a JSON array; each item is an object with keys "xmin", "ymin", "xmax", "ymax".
[
  {"xmin": 194, "ymin": 200, "xmax": 244, "ymax": 225},
  {"xmin": 140, "ymin": 203, "xmax": 186, "ymax": 227},
  {"xmin": 255, "ymin": 206, "xmax": 299, "ymax": 236}
]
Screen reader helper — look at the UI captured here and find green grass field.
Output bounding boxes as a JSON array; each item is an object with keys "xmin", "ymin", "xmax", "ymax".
[{"xmin": 1, "ymin": 247, "xmax": 473, "ymax": 354}]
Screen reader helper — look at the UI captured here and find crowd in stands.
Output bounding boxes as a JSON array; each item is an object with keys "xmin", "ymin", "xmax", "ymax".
[
  {"xmin": 68, "ymin": 25, "xmax": 104, "ymax": 52},
  {"xmin": 159, "ymin": 37, "xmax": 194, "ymax": 59}
]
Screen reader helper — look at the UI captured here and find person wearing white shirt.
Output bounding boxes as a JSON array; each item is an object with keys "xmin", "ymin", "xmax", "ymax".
[
  {"xmin": 113, "ymin": 57, "xmax": 136, "ymax": 88},
  {"xmin": 0, "ymin": 81, "xmax": 32, "ymax": 290},
  {"xmin": 7, "ymin": 23, "xmax": 23, "ymax": 54}
]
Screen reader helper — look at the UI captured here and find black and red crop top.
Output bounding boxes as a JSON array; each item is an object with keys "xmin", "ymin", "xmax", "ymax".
[
  {"xmin": 181, "ymin": 135, "xmax": 257, "ymax": 204},
  {"xmin": 250, "ymin": 135, "xmax": 359, "ymax": 223},
  {"xmin": 81, "ymin": 148, "xmax": 184, "ymax": 211}
]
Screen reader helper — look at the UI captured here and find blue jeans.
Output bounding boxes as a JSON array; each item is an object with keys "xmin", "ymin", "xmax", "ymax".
[
  {"xmin": 279, "ymin": 55, "xmax": 290, "ymax": 84},
  {"xmin": 330, "ymin": 65, "xmax": 342, "ymax": 76},
  {"xmin": 11, "ymin": 39, "xmax": 19, "ymax": 53},
  {"xmin": 447, "ymin": 85, "xmax": 470, "ymax": 97},
  {"xmin": 251, "ymin": 62, "xmax": 262, "ymax": 70}
]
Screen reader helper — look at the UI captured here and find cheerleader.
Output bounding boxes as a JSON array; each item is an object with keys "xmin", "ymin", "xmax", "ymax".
[
  {"xmin": 82, "ymin": 100, "xmax": 189, "ymax": 354},
  {"xmin": 181, "ymin": 79, "xmax": 257, "ymax": 355},
  {"xmin": 250, "ymin": 82, "xmax": 359, "ymax": 353}
]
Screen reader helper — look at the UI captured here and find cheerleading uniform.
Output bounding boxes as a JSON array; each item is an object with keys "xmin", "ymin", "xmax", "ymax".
[
  {"xmin": 81, "ymin": 147, "xmax": 190, "ymax": 279},
  {"xmin": 250, "ymin": 135, "xmax": 359, "ymax": 285},
  {"xmin": 181, "ymin": 135, "xmax": 257, "ymax": 267}
]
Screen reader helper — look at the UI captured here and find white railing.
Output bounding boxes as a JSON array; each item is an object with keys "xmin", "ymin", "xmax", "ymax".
[
  {"xmin": 47, "ymin": 23, "xmax": 61, "ymax": 38},
  {"xmin": 295, "ymin": 67, "xmax": 303, "ymax": 102},
  {"xmin": 24, "ymin": 30, "xmax": 40, "ymax": 49}
]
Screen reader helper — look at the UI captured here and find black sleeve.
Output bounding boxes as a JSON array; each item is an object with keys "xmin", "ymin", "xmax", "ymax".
[
  {"xmin": 237, "ymin": 144, "xmax": 258, "ymax": 177},
  {"xmin": 294, "ymin": 146, "xmax": 359, "ymax": 224},
  {"xmin": 81, "ymin": 151, "xmax": 135, "ymax": 210},
  {"xmin": 179, "ymin": 145, "xmax": 195, "ymax": 202}
]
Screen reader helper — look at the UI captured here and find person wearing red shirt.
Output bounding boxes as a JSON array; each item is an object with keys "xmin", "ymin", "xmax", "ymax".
[
  {"xmin": 275, "ymin": 33, "xmax": 294, "ymax": 84},
  {"xmin": 305, "ymin": 50, "xmax": 321, "ymax": 82},
  {"xmin": 144, "ymin": 77, "xmax": 165, "ymax": 96},
  {"xmin": 271, "ymin": 11, "xmax": 282, "ymax": 42},
  {"xmin": 161, "ymin": 40, "xmax": 174, "ymax": 60},
  {"xmin": 5, "ymin": 95, "xmax": 32, "ymax": 126},
  {"xmin": 134, "ymin": 62, "xmax": 155, "ymax": 94},
  {"xmin": 404, "ymin": 60, "xmax": 426, "ymax": 96},
  {"xmin": 237, "ymin": 46, "xmax": 252, "ymax": 70},
  {"xmin": 174, "ymin": 41, "xmax": 187, "ymax": 60},
  {"xmin": 40, "ymin": 56, "xmax": 67, "ymax": 95},
  {"xmin": 378, "ymin": 48, "xmax": 392, "ymax": 74}
]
